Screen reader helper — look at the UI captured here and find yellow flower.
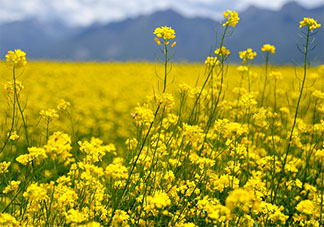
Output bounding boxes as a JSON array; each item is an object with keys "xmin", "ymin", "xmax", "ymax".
[
  {"xmin": 296, "ymin": 200, "xmax": 317, "ymax": 215},
  {"xmin": 153, "ymin": 26, "xmax": 175, "ymax": 46},
  {"xmin": 215, "ymin": 46, "xmax": 231, "ymax": 59},
  {"xmin": 8, "ymin": 131, "xmax": 19, "ymax": 141},
  {"xmin": 0, "ymin": 161, "xmax": 11, "ymax": 174},
  {"xmin": 57, "ymin": 99, "xmax": 71, "ymax": 110},
  {"xmin": 0, "ymin": 213, "xmax": 19, "ymax": 226},
  {"xmin": 269, "ymin": 71, "xmax": 283, "ymax": 81},
  {"xmin": 5, "ymin": 49, "xmax": 27, "ymax": 68},
  {"xmin": 205, "ymin": 56, "xmax": 219, "ymax": 67},
  {"xmin": 40, "ymin": 108, "xmax": 59, "ymax": 121},
  {"xmin": 239, "ymin": 48, "xmax": 257, "ymax": 63},
  {"xmin": 154, "ymin": 37, "xmax": 161, "ymax": 46},
  {"xmin": 225, "ymin": 188, "xmax": 257, "ymax": 213},
  {"xmin": 299, "ymin": 17, "xmax": 321, "ymax": 32},
  {"xmin": 3, "ymin": 180, "xmax": 21, "ymax": 194},
  {"xmin": 153, "ymin": 26, "xmax": 176, "ymax": 40},
  {"xmin": 261, "ymin": 44, "xmax": 276, "ymax": 54},
  {"xmin": 171, "ymin": 41, "xmax": 177, "ymax": 47},
  {"xmin": 237, "ymin": 65, "xmax": 248, "ymax": 72},
  {"xmin": 65, "ymin": 209, "xmax": 87, "ymax": 224},
  {"xmin": 223, "ymin": 10, "xmax": 240, "ymax": 27},
  {"xmin": 16, "ymin": 147, "xmax": 47, "ymax": 165},
  {"xmin": 145, "ymin": 190, "xmax": 171, "ymax": 211}
]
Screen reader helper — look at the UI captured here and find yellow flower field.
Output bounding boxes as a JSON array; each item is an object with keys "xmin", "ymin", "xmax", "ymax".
[{"xmin": 0, "ymin": 13, "xmax": 323, "ymax": 227}]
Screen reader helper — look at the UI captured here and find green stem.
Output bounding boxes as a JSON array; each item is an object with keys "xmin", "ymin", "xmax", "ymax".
[
  {"xmin": 272, "ymin": 28, "xmax": 310, "ymax": 202},
  {"xmin": 107, "ymin": 40, "xmax": 171, "ymax": 226},
  {"xmin": 0, "ymin": 67, "xmax": 17, "ymax": 153},
  {"xmin": 163, "ymin": 43, "xmax": 168, "ymax": 93},
  {"xmin": 188, "ymin": 25, "xmax": 228, "ymax": 124},
  {"xmin": 13, "ymin": 67, "xmax": 30, "ymax": 147},
  {"xmin": 260, "ymin": 52, "xmax": 269, "ymax": 107}
]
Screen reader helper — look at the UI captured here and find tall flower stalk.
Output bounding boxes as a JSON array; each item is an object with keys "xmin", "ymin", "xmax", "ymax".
[
  {"xmin": 272, "ymin": 17, "xmax": 321, "ymax": 202},
  {"xmin": 260, "ymin": 44, "xmax": 275, "ymax": 107},
  {"xmin": 1, "ymin": 50, "xmax": 29, "ymax": 153},
  {"xmin": 107, "ymin": 26, "xmax": 176, "ymax": 226}
]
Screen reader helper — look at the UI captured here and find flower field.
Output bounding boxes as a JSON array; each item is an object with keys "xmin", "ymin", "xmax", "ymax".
[{"xmin": 0, "ymin": 11, "xmax": 323, "ymax": 227}]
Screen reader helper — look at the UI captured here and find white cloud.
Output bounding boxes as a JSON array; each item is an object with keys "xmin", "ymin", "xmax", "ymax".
[{"xmin": 0, "ymin": 0, "xmax": 322, "ymax": 26}]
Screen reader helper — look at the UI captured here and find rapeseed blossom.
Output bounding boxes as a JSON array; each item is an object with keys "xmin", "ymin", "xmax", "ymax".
[
  {"xmin": 215, "ymin": 46, "xmax": 231, "ymax": 59},
  {"xmin": 153, "ymin": 26, "xmax": 176, "ymax": 47},
  {"xmin": 5, "ymin": 49, "xmax": 27, "ymax": 68},
  {"xmin": 261, "ymin": 44, "xmax": 276, "ymax": 54},
  {"xmin": 0, "ymin": 14, "xmax": 323, "ymax": 227},
  {"xmin": 239, "ymin": 48, "xmax": 257, "ymax": 63},
  {"xmin": 223, "ymin": 10, "xmax": 240, "ymax": 27},
  {"xmin": 299, "ymin": 17, "xmax": 321, "ymax": 32}
]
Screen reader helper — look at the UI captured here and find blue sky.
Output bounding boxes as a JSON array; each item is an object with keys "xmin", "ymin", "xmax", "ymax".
[{"xmin": 0, "ymin": 0, "xmax": 322, "ymax": 26}]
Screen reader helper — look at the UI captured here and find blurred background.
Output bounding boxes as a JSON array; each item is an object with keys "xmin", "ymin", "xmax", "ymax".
[{"xmin": 0, "ymin": 0, "xmax": 323, "ymax": 64}]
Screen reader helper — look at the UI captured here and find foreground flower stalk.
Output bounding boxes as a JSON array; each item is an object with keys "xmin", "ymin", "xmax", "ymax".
[
  {"xmin": 107, "ymin": 26, "xmax": 176, "ymax": 226},
  {"xmin": 272, "ymin": 17, "xmax": 321, "ymax": 203}
]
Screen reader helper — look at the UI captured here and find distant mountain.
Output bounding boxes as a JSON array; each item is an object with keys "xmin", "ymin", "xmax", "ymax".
[
  {"xmin": 227, "ymin": 2, "xmax": 324, "ymax": 64},
  {"xmin": 0, "ymin": 2, "xmax": 323, "ymax": 64},
  {"xmin": 0, "ymin": 19, "xmax": 81, "ymax": 59}
]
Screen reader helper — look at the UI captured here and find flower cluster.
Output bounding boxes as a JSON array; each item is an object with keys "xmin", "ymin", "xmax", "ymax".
[
  {"xmin": 215, "ymin": 46, "xmax": 231, "ymax": 59},
  {"xmin": 5, "ymin": 49, "xmax": 27, "ymax": 68},
  {"xmin": 261, "ymin": 44, "xmax": 276, "ymax": 54},
  {"xmin": 153, "ymin": 26, "xmax": 176, "ymax": 46},
  {"xmin": 299, "ymin": 17, "xmax": 321, "ymax": 32},
  {"xmin": 239, "ymin": 48, "xmax": 257, "ymax": 64},
  {"xmin": 223, "ymin": 10, "xmax": 240, "ymax": 27}
]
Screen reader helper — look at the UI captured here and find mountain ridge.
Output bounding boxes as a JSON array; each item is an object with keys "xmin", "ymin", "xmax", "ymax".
[{"xmin": 0, "ymin": 1, "xmax": 323, "ymax": 64}]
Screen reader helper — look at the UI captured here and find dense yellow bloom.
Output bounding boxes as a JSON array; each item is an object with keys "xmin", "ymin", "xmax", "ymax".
[
  {"xmin": 16, "ymin": 147, "xmax": 47, "ymax": 165},
  {"xmin": 269, "ymin": 71, "xmax": 283, "ymax": 81},
  {"xmin": 4, "ymin": 80, "xmax": 24, "ymax": 97},
  {"xmin": 225, "ymin": 188, "xmax": 257, "ymax": 213},
  {"xmin": 261, "ymin": 44, "xmax": 276, "ymax": 54},
  {"xmin": 0, "ymin": 161, "xmax": 11, "ymax": 174},
  {"xmin": 78, "ymin": 137, "xmax": 115, "ymax": 163},
  {"xmin": 3, "ymin": 180, "xmax": 20, "ymax": 194},
  {"xmin": 57, "ymin": 99, "xmax": 71, "ymax": 110},
  {"xmin": 239, "ymin": 48, "xmax": 257, "ymax": 63},
  {"xmin": 45, "ymin": 132, "xmax": 73, "ymax": 163},
  {"xmin": 111, "ymin": 210, "xmax": 130, "ymax": 227},
  {"xmin": 215, "ymin": 46, "xmax": 231, "ymax": 59},
  {"xmin": 237, "ymin": 65, "xmax": 248, "ymax": 72},
  {"xmin": 7, "ymin": 131, "xmax": 19, "ymax": 141},
  {"xmin": 40, "ymin": 108, "xmax": 59, "ymax": 121},
  {"xmin": 296, "ymin": 200, "xmax": 317, "ymax": 215},
  {"xmin": 153, "ymin": 26, "xmax": 175, "ymax": 46},
  {"xmin": 299, "ymin": 17, "xmax": 321, "ymax": 32},
  {"xmin": 154, "ymin": 26, "xmax": 175, "ymax": 40},
  {"xmin": 223, "ymin": 10, "xmax": 240, "ymax": 27},
  {"xmin": 0, "ymin": 213, "xmax": 19, "ymax": 227},
  {"xmin": 145, "ymin": 191, "xmax": 171, "ymax": 211},
  {"xmin": 65, "ymin": 209, "xmax": 87, "ymax": 224},
  {"xmin": 205, "ymin": 56, "xmax": 219, "ymax": 67},
  {"xmin": 132, "ymin": 105, "xmax": 154, "ymax": 127},
  {"xmin": 5, "ymin": 49, "xmax": 27, "ymax": 68}
]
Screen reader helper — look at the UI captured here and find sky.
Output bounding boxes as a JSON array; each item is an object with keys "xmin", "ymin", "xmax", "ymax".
[{"xmin": 0, "ymin": 0, "xmax": 323, "ymax": 26}]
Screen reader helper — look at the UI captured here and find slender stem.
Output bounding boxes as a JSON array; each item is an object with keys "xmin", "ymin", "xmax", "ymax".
[
  {"xmin": 0, "ymin": 67, "xmax": 17, "ymax": 153},
  {"xmin": 272, "ymin": 28, "xmax": 310, "ymax": 202},
  {"xmin": 108, "ymin": 41, "xmax": 171, "ymax": 226},
  {"xmin": 13, "ymin": 67, "xmax": 30, "ymax": 147},
  {"xmin": 188, "ymin": 25, "xmax": 228, "ymax": 124},
  {"xmin": 46, "ymin": 119, "xmax": 49, "ymax": 143},
  {"xmin": 273, "ymin": 79, "xmax": 277, "ymax": 112},
  {"xmin": 260, "ymin": 52, "xmax": 269, "ymax": 107},
  {"xmin": 163, "ymin": 43, "xmax": 168, "ymax": 93},
  {"xmin": 320, "ymin": 164, "xmax": 323, "ymax": 226}
]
